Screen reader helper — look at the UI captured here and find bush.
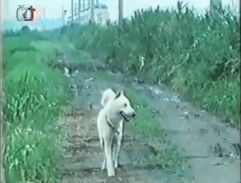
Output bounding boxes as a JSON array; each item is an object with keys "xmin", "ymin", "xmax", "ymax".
[
  {"xmin": 3, "ymin": 35, "xmax": 69, "ymax": 182},
  {"xmin": 68, "ymin": 3, "xmax": 240, "ymax": 126}
]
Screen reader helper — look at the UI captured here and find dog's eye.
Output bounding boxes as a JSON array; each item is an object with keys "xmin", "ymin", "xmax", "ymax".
[{"xmin": 124, "ymin": 103, "xmax": 127, "ymax": 107}]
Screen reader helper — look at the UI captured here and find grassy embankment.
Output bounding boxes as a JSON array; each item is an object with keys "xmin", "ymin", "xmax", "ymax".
[
  {"xmin": 66, "ymin": 3, "xmax": 240, "ymax": 127},
  {"xmin": 3, "ymin": 28, "xmax": 70, "ymax": 182}
]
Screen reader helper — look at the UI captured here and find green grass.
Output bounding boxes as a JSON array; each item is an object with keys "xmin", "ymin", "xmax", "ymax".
[
  {"xmin": 3, "ymin": 35, "xmax": 70, "ymax": 182},
  {"xmin": 3, "ymin": 7, "xmax": 239, "ymax": 180},
  {"xmin": 62, "ymin": 4, "xmax": 240, "ymax": 127},
  {"xmin": 31, "ymin": 40, "xmax": 92, "ymax": 66},
  {"xmin": 126, "ymin": 89, "xmax": 162, "ymax": 137},
  {"xmin": 125, "ymin": 89, "xmax": 187, "ymax": 172}
]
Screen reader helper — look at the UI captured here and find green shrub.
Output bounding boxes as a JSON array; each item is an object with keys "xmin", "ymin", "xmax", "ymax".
[
  {"xmin": 4, "ymin": 35, "xmax": 69, "ymax": 182},
  {"xmin": 67, "ymin": 4, "xmax": 240, "ymax": 125}
]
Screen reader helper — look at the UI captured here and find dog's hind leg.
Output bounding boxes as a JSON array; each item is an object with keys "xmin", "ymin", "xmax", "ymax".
[
  {"xmin": 99, "ymin": 136, "xmax": 106, "ymax": 170},
  {"xmin": 104, "ymin": 137, "xmax": 115, "ymax": 177},
  {"xmin": 101, "ymin": 146, "xmax": 106, "ymax": 170},
  {"xmin": 101, "ymin": 158, "xmax": 106, "ymax": 170}
]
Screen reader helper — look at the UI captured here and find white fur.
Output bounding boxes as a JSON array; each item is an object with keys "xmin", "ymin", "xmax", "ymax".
[
  {"xmin": 97, "ymin": 88, "xmax": 136, "ymax": 177},
  {"xmin": 100, "ymin": 88, "xmax": 116, "ymax": 107}
]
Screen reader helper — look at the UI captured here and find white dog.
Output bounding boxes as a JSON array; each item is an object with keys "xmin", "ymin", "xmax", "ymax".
[{"xmin": 97, "ymin": 88, "xmax": 136, "ymax": 177}]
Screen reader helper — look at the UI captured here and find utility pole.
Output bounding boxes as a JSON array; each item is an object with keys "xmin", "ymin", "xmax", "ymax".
[
  {"xmin": 118, "ymin": 0, "xmax": 123, "ymax": 25},
  {"xmin": 74, "ymin": 2, "xmax": 76, "ymax": 15},
  {"xmin": 83, "ymin": 0, "xmax": 85, "ymax": 10},
  {"xmin": 90, "ymin": 0, "xmax": 95, "ymax": 23},
  {"xmin": 62, "ymin": 6, "xmax": 65, "ymax": 26},
  {"xmin": 71, "ymin": 0, "xmax": 74, "ymax": 24},
  {"xmin": 78, "ymin": 0, "xmax": 81, "ymax": 23},
  {"xmin": 88, "ymin": 0, "xmax": 91, "ymax": 8},
  {"xmin": 43, "ymin": 7, "xmax": 46, "ymax": 30}
]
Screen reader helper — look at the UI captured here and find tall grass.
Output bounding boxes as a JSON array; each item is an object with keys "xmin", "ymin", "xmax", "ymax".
[
  {"xmin": 3, "ymin": 34, "xmax": 69, "ymax": 182},
  {"xmin": 65, "ymin": 3, "xmax": 240, "ymax": 126}
]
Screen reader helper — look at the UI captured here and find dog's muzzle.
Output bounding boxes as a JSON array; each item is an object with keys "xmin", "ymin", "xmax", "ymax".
[{"xmin": 120, "ymin": 111, "xmax": 136, "ymax": 122}]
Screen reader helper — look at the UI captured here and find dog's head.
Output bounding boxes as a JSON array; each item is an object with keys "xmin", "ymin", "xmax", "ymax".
[{"xmin": 113, "ymin": 90, "xmax": 136, "ymax": 122}]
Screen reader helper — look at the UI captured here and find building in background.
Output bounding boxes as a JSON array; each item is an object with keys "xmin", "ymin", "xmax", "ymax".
[{"xmin": 67, "ymin": 3, "xmax": 110, "ymax": 25}]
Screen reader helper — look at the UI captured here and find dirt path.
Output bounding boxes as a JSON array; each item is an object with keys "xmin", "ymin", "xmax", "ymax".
[
  {"xmin": 129, "ymin": 82, "xmax": 240, "ymax": 183},
  {"xmin": 56, "ymin": 52, "xmax": 240, "ymax": 183}
]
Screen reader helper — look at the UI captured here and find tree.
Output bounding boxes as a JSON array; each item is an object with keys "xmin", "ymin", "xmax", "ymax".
[{"xmin": 20, "ymin": 25, "xmax": 30, "ymax": 34}]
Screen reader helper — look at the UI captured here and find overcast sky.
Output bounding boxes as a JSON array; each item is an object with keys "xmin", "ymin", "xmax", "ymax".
[{"xmin": 4, "ymin": 0, "xmax": 239, "ymax": 21}]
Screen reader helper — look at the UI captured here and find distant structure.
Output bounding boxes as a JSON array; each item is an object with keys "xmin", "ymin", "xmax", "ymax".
[
  {"xmin": 210, "ymin": 0, "xmax": 222, "ymax": 13},
  {"xmin": 67, "ymin": 3, "xmax": 110, "ymax": 26}
]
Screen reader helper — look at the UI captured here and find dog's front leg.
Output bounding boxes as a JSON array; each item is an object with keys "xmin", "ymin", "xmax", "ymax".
[
  {"xmin": 114, "ymin": 122, "xmax": 124, "ymax": 168},
  {"xmin": 104, "ymin": 138, "xmax": 115, "ymax": 177},
  {"xmin": 101, "ymin": 155, "xmax": 106, "ymax": 170},
  {"xmin": 114, "ymin": 132, "xmax": 122, "ymax": 168},
  {"xmin": 112, "ymin": 139, "xmax": 117, "ymax": 165}
]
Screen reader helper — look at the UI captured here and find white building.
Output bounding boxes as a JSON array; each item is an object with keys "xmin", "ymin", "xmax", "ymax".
[{"xmin": 67, "ymin": 3, "xmax": 110, "ymax": 26}]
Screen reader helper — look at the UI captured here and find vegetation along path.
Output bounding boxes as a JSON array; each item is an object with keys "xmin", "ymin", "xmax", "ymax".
[
  {"xmin": 55, "ymin": 47, "xmax": 240, "ymax": 183},
  {"xmin": 4, "ymin": 5, "xmax": 239, "ymax": 183}
]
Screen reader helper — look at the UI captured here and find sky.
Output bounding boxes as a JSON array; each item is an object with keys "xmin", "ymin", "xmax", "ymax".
[{"xmin": 4, "ymin": 0, "xmax": 239, "ymax": 21}]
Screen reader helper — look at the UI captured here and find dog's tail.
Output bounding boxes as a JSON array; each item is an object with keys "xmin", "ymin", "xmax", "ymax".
[{"xmin": 101, "ymin": 88, "xmax": 116, "ymax": 107}]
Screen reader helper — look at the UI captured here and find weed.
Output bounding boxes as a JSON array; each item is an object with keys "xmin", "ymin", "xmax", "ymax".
[
  {"xmin": 3, "ymin": 33, "xmax": 69, "ymax": 182},
  {"xmin": 125, "ymin": 89, "xmax": 186, "ymax": 171},
  {"xmin": 65, "ymin": 4, "xmax": 240, "ymax": 126}
]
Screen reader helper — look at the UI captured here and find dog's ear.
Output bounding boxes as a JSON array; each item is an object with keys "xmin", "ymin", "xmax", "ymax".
[{"xmin": 115, "ymin": 90, "xmax": 123, "ymax": 99}]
